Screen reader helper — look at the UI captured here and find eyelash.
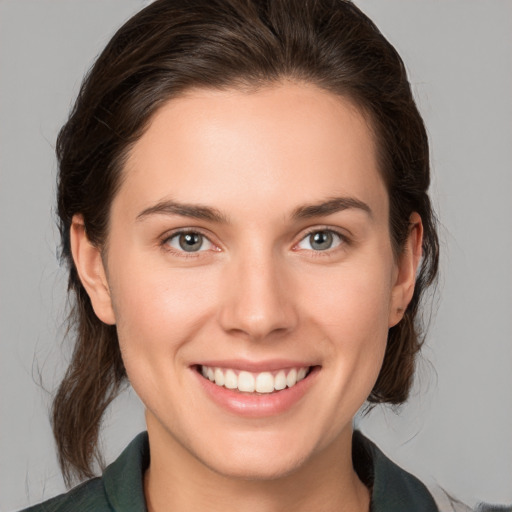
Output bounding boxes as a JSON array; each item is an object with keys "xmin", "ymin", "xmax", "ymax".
[
  {"xmin": 160, "ymin": 228, "xmax": 218, "ymax": 258},
  {"xmin": 293, "ymin": 227, "xmax": 349, "ymax": 257},
  {"xmin": 160, "ymin": 227, "xmax": 349, "ymax": 258}
]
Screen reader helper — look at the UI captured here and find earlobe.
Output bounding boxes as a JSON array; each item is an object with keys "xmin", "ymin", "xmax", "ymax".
[
  {"xmin": 70, "ymin": 215, "xmax": 116, "ymax": 325},
  {"xmin": 388, "ymin": 212, "xmax": 423, "ymax": 327}
]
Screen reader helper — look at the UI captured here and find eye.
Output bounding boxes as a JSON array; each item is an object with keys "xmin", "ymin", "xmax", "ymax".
[
  {"xmin": 165, "ymin": 231, "xmax": 214, "ymax": 253},
  {"xmin": 296, "ymin": 229, "xmax": 344, "ymax": 251}
]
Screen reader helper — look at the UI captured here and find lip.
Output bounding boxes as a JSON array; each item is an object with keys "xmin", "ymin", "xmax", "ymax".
[{"xmin": 192, "ymin": 362, "xmax": 320, "ymax": 418}]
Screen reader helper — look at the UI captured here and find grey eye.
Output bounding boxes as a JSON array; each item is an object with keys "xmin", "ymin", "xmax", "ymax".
[
  {"xmin": 179, "ymin": 232, "xmax": 203, "ymax": 252},
  {"xmin": 167, "ymin": 232, "xmax": 214, "ymax": 253},
  {"xmin": 309, "ymin": 231, "xmax": 333, "ymax": 251},
  {"xmin": 297, "ymin": 230, "xmax": 342, "ymax": 251}
]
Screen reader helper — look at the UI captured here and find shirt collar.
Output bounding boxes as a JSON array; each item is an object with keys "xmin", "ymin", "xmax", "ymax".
[
  {"xmin": 353, "ymin": 430, "xmax": 438, "ymax": 511},
  {"xmin": 103, "ymin": 432, "xmax": 149, "ymax": 512},
  {"xmin": 102, "ymin": 430, "xmax": 437, "ymax": 512}
]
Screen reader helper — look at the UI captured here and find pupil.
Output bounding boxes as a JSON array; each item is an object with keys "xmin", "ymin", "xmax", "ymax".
[
  {"xmin": 179, "ymin": 233, "xmax": 202, "ymax": 252},
  {"xmin": 311, "ymin": 231, "xmax": 332, "ymax": 251}
]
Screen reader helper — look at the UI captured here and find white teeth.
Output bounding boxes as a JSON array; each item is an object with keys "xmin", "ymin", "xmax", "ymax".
[
  {"xmin": 255, "ymin": 372, "xmax": 274, "ymax": 393},
  {"xmin": 274, "ymin": 370, "xmax": 287, "ymax": 391},
  {"xmin": 214, "ymin": 368, "xmax": 224, "ymax": 386},
  {"xmin": 286, "ymin": 368, "xmax": 297, "ymax": 388},
  {"xmin": 224, "ymin": 369, "xmax": 238, "ymax": 389},
  {"xmin": 238, "ymin": 371, "xmax": 255, "ymax": 392},
  {"xmin": 200, "ymin": 365, "xmax": 310, "ymax": 393}
]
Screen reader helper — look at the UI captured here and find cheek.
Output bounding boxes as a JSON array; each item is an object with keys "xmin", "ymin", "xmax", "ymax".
[
  {"xmin": 109, "ymin": 262, "xmax": 218, "ymax": 358},
  {"xmin": 300, "ymin": 259, "xmax": 394, "ymax": 336},
  {"xmin": 298, "ymin": 257, "xmax": 393, "ymax": 386}
]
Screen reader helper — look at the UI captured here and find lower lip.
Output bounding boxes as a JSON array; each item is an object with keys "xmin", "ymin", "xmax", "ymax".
[{"xmin": 193, "ymin": 367, "xmax": 319, "ymax": 418}]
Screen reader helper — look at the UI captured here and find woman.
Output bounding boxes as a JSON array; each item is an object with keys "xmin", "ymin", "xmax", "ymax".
[{"xmin": 22, "ymin": 0, "xmax": 442, "ymax": 510}]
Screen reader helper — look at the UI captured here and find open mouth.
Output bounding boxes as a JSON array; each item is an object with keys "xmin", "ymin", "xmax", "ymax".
[{"xmin": 196, "ymin": 365, "xmax": 315, "ymax": 394}]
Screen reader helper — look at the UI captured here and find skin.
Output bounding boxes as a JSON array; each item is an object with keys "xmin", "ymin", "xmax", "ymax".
[{"xmin": 71, "ymin": 82, "xmax": 422, "ymax": 512}]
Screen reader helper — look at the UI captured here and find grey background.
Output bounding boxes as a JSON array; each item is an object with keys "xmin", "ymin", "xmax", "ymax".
[{"xmin": 1, "ymin": 1, "xmax": 511, "ymax": 510}]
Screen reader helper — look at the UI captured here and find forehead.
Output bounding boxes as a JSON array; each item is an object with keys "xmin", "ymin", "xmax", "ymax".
[{"xmin": 118, "ymin": 82, "xmax": 388, "ymax": 223}]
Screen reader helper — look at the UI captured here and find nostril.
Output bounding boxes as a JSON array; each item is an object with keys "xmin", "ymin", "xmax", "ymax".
[{"xmin": 217, "ymin": 268, "xmax": 298, "ymax": 340}]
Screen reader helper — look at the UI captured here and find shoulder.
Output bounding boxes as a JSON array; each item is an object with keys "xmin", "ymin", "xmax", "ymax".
[
  {"xmin": 20, "ymin": 478, "xmax": 111, "ymax": 512},
  {"xmin": 20, "ymin": 432, "xmax": 149, "ymax": 512},
  {"xmin": 354, "ymin": 432, "xmax": 512, "ymax": 512},
  {"xmin": 353, "ymin": 430, "xmax": 439, "ymax": 512}
]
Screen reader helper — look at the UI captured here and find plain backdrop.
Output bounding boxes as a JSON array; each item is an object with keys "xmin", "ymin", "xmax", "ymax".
[{"xmin": 1, "ymin": 1, "xmax": 511, "ymax": 510}]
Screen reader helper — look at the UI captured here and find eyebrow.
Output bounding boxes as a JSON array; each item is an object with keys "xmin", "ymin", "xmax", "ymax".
[
  {"xmin": 291, "ymin": 196, "xmax": 372, "ymax": 220},
  {"xmin": 136, "ymin": 200, "xmax": 229, "ymax": 223},
  {"xmin": 136, "ymin": 196, "xmax": 372, "ymax": 224}
]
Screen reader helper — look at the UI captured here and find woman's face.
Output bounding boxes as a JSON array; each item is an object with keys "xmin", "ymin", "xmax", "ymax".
[{"xmin": 79, "ymin": 83, "xmax": 417, "ymax": 480}]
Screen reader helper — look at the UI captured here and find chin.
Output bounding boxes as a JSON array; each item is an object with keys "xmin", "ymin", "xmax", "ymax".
[
  {"xmin": 195, "ymin": 429, "xmax": 318, "ymax": 481},
  {"xmin": 204, "ymin": 448, "xmax": 308, "ymax": 482}
]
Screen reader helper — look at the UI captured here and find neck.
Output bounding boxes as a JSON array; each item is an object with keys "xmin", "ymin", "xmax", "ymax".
[{"xmin": 144, "ymin": 419, "xmax": 370, "ymax": 512}]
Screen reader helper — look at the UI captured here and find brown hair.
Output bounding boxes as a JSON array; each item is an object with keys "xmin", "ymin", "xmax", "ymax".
[{"xmin": 53, "ymin": 0, "xmax": 439, "ymax": 485}]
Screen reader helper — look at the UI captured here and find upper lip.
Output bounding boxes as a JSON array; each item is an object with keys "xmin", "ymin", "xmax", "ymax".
[{"xmin": 193, "ymin": 359, "xmax": 318, "ymax": 373}]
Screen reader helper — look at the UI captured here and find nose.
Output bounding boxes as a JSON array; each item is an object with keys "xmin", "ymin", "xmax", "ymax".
[{"xmin": 218, "ymin": 249, "xmax": 298, "ymax": 342}]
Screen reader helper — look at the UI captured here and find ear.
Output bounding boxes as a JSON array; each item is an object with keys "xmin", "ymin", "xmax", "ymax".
[
  {"xmin": 70, "ymin": 215, "xmax": 116, "ymax": 325},
  {"xmin": 388, "ymin": 212, "xmax": 423, "ymax": 327}
]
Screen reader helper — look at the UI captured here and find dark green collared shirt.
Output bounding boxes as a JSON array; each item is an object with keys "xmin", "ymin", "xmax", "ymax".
[{"xmin": 22, "ymin": 431, "xmax": 439, "ymax": 511}]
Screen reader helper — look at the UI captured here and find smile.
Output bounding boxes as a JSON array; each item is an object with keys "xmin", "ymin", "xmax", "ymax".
[{"xmin": 200, "ymin": 365, "xmax": 310, "ymax": 394}]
